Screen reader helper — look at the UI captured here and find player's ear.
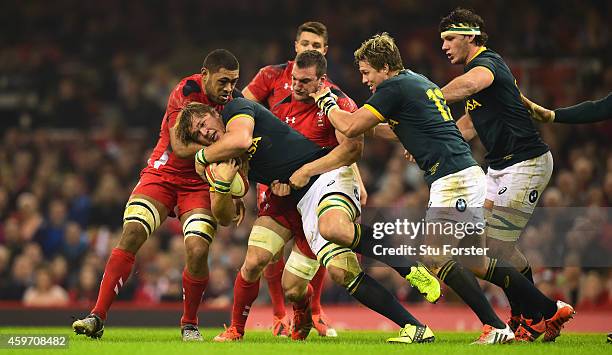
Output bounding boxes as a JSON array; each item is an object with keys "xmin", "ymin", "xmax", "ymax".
[
  {"xmin": 294, "ymin": 41, "xmax": 299, "ymax": 54},
  {"xmin": 319, "ymin": 74, "xmax": 328, "ymax": 87},
  {"xmin": 321, "ymin": 45, "xmax": 328, "ymax": 56},
  {"xmin": 467, "ymin": 35, "xmax": 476, "ymax": 44},
  {"xmin": 201, "ymin": 67, "xmax": 209, "ymax": 82}
]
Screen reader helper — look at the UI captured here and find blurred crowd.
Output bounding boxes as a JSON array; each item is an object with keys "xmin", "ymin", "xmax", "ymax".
[{"xmin": 0, "ymin": 0, "xmax": 610, "ymax": 311}]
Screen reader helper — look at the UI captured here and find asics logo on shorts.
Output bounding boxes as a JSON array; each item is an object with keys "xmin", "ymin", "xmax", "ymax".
[
  {"xmin": 326, "ymin": 180, "xmax": 336, "ymax": 187},
  {"xmin": 498, "ymin": 187, "xmax": 507, "ymax": 195},
  {"xmin": 528, "ymin": 190, "xmax": 538, "ymax": 203}
]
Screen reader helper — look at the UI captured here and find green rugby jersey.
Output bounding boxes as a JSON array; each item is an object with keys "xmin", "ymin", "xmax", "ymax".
[
  {"xmin": 365, "ymin": 70, "xmax": 477, "ymax": 185},
  {"xmin": 220, "ymin": 98, "xmax": 327, "ymax": 185},
  {"xmin": 464, "ymin": 47, "xmax": 549, "ymax": 169}
]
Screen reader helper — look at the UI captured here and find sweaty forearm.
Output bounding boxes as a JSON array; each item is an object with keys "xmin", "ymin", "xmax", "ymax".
[
  {"xmin": 201, "ymin": 134, "xmax": 250, "ymax": 164},
  {"xmin": 173, "ymin": 142, "xmax": 204, "ymax": 158},
  {"xmin": 301, "ymin": 140, "xmax": 362, "ymax": 177},
  {"xmin": 211, "ymin": 192, "xmax": 235, "ymax": 226},
  {"xmin": 554, "ymin": 93, "xmax": 612, "ymax": 124}
]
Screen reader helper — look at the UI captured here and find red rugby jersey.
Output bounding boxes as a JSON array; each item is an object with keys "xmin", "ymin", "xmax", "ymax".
[
  {"xmin": 271, "ymin": 87, "xmax": 358, "ymax": 148},
  {"xmin": 144, "ymin": 73, "xmax": 234, "ymax": 180},
  {"xmin": 246, "ymin": 60, "xmax": 340, "ymax": 109}
]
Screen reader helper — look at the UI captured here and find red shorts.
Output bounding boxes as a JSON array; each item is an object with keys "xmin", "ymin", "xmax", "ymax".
[
  {"xmin": 257, "ymin": 184, "xmax": 316, "ymax": 260},
  {"xmin": 132, "ymin": 170, "xmax": 211, "ymax": 217}
]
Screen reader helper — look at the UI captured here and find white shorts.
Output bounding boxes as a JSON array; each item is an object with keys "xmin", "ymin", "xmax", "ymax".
[
  {"xmin": 297, "ymin": 166, "xmax": 361, "ymax": 255},
  {"xmin": 426, "ymin": 165, "xmax": 486, "ymax": 224},
  {"xmin": 486, "ymin": 151, "xmax": 553, "ymax": 214}
]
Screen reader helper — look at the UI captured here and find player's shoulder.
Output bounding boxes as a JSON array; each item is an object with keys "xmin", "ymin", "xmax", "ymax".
[
  {"xmin": 330, "ymin": 87, "xmax": 353, "ymax": 103},
  {"xmin": 177, "ymin": 73, "xmax": 203, "ymax": 97},
  {"xmin": 224, "ymin": 97, "xmax": 254, "ymax": 112},
  {"xmin": 258, "ymin": 61, "xmax": 291, "ymax": 77},
  {"xmin": 468, "ymin": 48, "xmax": 502, "ymax": 67}
]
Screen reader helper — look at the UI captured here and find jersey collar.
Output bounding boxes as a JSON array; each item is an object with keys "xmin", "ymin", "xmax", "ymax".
[{"xmin": 466, "ymin": 46, "xmax": 487, "ymax": 65}]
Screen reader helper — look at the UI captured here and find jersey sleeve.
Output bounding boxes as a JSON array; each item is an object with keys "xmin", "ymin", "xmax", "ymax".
[
  {"xmin": 338, "ymin": 97, "xmax": 358, "ymax": 113},
  {"xmin": 469, "ymin": 55, "xmax": 497, "ymax": 79},
  {"xmin": 221, "ymin": 98, "xmax": 256, "ymax": 126},
  {"xmin": 364, "ymin": 84, "xmax": 401, "ymax": 122},
  {"xmin": 246, "ymin": 65, "xmax": 281, "ymax": 102}
]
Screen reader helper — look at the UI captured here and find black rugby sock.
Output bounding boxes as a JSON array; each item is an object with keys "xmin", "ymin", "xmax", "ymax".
[
  {"xmin": 349, "ymin": 272, "xmax": 423, "ymax": 327},
  {"xmin": 438, "ymin": 260, "xmax": 505, "ymax": 329},
  {"xmin": 350, "ymin": 224, "xmax": 417, "ymax": 277}
]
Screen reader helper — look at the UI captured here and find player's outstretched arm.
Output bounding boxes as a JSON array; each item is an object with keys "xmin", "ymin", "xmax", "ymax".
[
  {"xmin": 554, "ymin": 93, "xmax": 612, "ymax": 124},
  {"xmin": 311, "ymin": 87, "xmax": 380, "ymax": 137},
  {"xmin": 441, "ymin": 66, "xmax": 494, "ymax": 104},
  {"xmin": 288, "ymin": 132, "xmax": 363, "ymax": 189}
]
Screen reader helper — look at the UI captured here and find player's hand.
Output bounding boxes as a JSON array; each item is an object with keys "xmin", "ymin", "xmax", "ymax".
[
  {"xmin": 232, "ymin": 199, "xmax": 245, "ymax": 226},
  {"xmin": 289, "ymin": 167, "xmax": 312, "ymax": 190},
  {"xmin": 404, "ymin": 150, "xmax": 416, "ymax": 163},
  {"xmin": 214, "ymin": 158, "xmax": 240, "ymax": 183},
  {"xmin": 270, "ymin": 180, "xmax": 291, "ymax": 196},
  {"xmin": 310, "ymin": 87, "xmax": 339, "ymax": 116},
  {"xmin": 521, "ymin": 94, "xmax": 555, "ymax": 123}
]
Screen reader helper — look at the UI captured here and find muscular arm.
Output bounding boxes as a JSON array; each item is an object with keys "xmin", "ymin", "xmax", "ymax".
[
  {"xmin": 456, "ymin": 111, "xmax": 478, "ymax": 141},
  {"xmin": 296, "ymin": 130, "xmax": 363, "ymax": 178},
  {"xmin": 201, "ymin": 118, "xmax": 254, "ymax": 163},
  {"xmin": 441, "ymin": 66, "xmax": 494, "ymax": 104},
  {"xmin": 169, "ymin": 118, "xmax": 204, "ymax": 158},
  {"xmin": 555, "ymin": 93, "xmax": 612, "ymax": 124},
  {"xmin": 242, "ymin": 87, "xmax": 261, "ymax": 103},
  {"xmin": 327, "ymin": 106, "xmax": 381, "ymax": 138}
]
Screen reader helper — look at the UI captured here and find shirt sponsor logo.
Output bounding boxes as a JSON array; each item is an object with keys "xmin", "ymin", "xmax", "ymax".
[
  {"xmin": 247, "ymin": 137, "xmax": 262, "ymax": 159},
  {"xmin": 389, "ymin": 119, "xmax": 399, "ymax": 130},
  {"xmin": 465, "ymin": 99, "xmax": 482, "ymax": 112}
]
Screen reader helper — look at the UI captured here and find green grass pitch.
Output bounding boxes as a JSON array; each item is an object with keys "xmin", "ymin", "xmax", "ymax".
[{"xmin": 0, "ymin": 327, "xmax": 608, "ymax": 355}]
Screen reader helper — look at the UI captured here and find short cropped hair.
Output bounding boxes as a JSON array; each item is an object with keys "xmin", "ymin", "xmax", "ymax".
[
  {"xmin": 439, "ymin": 8, "xmax": 489, "ymax": 46},
  {"xmin": 176, "ymin": 102, "xmax": 218, "ymax": 145},
  {"xmin": 354, "ymin": 32, "xmax": 404, "ymax": 72},
  {"xmin": 295, "ymin": 50, "xmax": 327, "ymax": 77},
  {"xmin": 296, "ymin": 21, "xmax": 328, "ymax": 45},
  {"xmin": 202, "ymin": 49, "xmax": 239, "ymax": 73}
]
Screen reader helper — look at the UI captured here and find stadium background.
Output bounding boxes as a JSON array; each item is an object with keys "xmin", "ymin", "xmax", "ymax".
[{"xmin": 0, "ymin": 0, "xmax": 610, "ymax": 330}]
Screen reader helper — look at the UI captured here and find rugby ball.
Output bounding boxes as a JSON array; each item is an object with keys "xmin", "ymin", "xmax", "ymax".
[{"xmin": 204, "ymin": 163, "xmax": 249, "ymax": 199}]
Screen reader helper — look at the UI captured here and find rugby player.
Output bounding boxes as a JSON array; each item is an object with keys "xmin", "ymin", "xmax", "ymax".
[
  {"xmin": 241, "ymin": 21, "xmax": 367, "ymax": 337},
  {"xmin": 177, "ymin": 95, "xmax": 438, "ymax": 343},
  {"xmin": 310, "ymin": 32, "xmax": 525, "ymax": 344},
  {"xmin": 438, "ymin": 8, "xmax": 575, "ymax": 341},
  {"xmin": 72, "ymin": 49, "xmax": 242, "ymax": 341}
]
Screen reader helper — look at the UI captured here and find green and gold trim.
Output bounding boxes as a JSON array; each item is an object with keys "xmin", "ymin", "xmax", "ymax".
[
  {"xmin": 226, "ymin": 113, "xmax": 255, "ymax": 127},
  {"xmin": 364, "ymin": 104, "xmax": 387, "ymax": 122},
  {"xmin": 440, "ymin": 23, "xmax": 481, "ymax": 38}
]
